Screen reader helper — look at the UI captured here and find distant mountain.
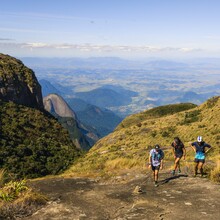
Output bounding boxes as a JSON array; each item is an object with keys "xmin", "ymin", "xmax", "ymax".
[
  {"xmin": 175, "ymin": 91, "xmax": 206, "ymax": 104},
  {"xmin": 0, "ymin": 53, "xmax": 43, "ymax": 110},
  {"xmin": 145, "ymin": 60, "xmax": 188, "ymax": 69},
  {"xmin": 39, "ymin": 79, "xmax": 62, "ymax": 97},
  {"xmin": 44, "ymin": 94, "xmax": 99, "ymax": 149},
  {"xmin": 20, "ymin": 57, "xmax": 190, "ymax": 70},
  {"xmin": 65, "ymin": 98, "xmax": 89, "ymax": 112},
  {"xmin": 40, "ymin": 79, "xmax": 123, "ymax": 138},
  {"xmin": 39, "ymin": 79, "xmax": 74, "ymax": 98},
  {"xmin": 100, "ymin": 84, "xmax": 138, "ymax": 98},
  {"xmin": 197, "ymin": 83, "xmax": 220, "ymax": 93},
  {"xmin": 75, "ymin": 87, "xmax": 136, "ymax": 108},
  {"xmin": 52, "ymin": 82, "xmax": 74, "ymax": 97},
  {"xmin": 21, "ymin": 57, "xmax": 132, "ymax": 69},
  {"xmin": 146, "ymin": 89, "xmax": 184, "ymax": 106},
  {"xmin": 66, "ymin": 98, "xmax": 122, "ymax": 137}
]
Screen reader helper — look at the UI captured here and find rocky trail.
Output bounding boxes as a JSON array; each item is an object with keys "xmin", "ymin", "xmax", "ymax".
[{"xmin": 22, "ymin": 167, "xmax": 220, "ymax": 220}]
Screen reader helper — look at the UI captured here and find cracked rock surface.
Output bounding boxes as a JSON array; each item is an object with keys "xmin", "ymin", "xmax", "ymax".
[{"xmin": 23, "ymin": 171, "xmax": 220, "ymax": 220}]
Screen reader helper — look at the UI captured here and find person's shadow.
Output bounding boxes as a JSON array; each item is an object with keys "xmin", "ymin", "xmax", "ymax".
[{"xmin": 160, "ymin": 174, "xmax": 188, "ymax": 185}]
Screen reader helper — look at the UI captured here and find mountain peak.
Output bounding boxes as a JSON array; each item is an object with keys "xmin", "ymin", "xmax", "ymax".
[
  {"xmin": 44, "ymin": 93, "xmax": 76, "ymax": 118},
  {"xmin": 0, "ymin": 53, "xmax": 43, "ymax": 109}
]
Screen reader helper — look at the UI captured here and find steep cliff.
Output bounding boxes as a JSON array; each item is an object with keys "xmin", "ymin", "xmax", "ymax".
[
  {"xmin": 0, "ymin": 53, "xmax": 43, "ymax": 109},
  {"xmin": 44, "ymin": 94, "xmax": 98, "ymax": 150}
]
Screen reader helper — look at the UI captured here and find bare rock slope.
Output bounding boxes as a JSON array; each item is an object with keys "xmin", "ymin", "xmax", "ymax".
[{"xmin": 26, "ymin": 169, "xmax": 220, "ymax": 220}]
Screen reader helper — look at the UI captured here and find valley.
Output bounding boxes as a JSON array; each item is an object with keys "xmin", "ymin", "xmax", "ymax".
[
  {"xmin": 0, "ymin": 54, "xmax": 220, "ymax": 219},
  {"xmin": 22, "ymin": 57, "xmax": 220, "ymax": 117}
]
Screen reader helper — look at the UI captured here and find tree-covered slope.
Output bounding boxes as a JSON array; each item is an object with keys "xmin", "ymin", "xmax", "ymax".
[{"xmin": 0, "ymin": 100, "xmax": 80, "ymax": 179}]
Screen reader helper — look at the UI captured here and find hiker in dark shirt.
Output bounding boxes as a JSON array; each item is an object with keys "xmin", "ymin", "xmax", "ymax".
[
  {"xmin": 190, "ymin": 136, "xmax": 212, "ymax": 177},
  {"xmin": 171, "ymin": 137, "xmax": 186, "ymax": 175}
]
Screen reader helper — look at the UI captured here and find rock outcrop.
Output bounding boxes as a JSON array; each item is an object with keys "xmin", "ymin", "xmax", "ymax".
[
  {"xmin": 0, "ymin": 53, "xmax": 43, "ymax": 109},
  {"xmin": 43, "ymin": 94, "xmax": 98, "ymax": 150},
  {"xmin": 44, "ymin": 93, "xmax": 76, "ymax": 119}
]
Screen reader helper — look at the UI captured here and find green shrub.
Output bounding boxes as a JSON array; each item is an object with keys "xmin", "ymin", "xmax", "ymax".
[
  {"xmin": 206, "ymin": 96, "xmax": 220, "ymax": 108},
  {"xmin": 151, "ymin": 131, "xmax": 157, "ymax": 137},
  {"xmin": 0, "ymin": 180, "xmax": 28, "ymax": 202},
  {"xmin": 0, "ymin": 101, "xmax": 81, "ymax": 179},
  {"xmin": 182, "ymin": 109, "xmax": 201, "ymax": 124}
]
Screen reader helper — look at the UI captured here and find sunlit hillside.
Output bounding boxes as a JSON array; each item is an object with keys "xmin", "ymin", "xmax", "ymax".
[{"xmin": 66, "ymin": 97, "xmax": 220, "ymax": 177}]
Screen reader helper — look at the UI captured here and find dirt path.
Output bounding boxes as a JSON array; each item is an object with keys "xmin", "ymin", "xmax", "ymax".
[{"xmin": 22, "ymin": 170, "xmax": 220, "ymax": 220}]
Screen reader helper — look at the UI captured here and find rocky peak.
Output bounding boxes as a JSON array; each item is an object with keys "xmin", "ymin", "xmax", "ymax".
[
  {"xmin": 43, "ymin": 93, "xmax": 76, "ymax": 118},
  {"xmin": 0, "ymin": 53, "xmax": 43, "ymax": 109}
]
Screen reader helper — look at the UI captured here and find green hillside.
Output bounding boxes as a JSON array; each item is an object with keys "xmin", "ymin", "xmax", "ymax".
[
  {"xmin": 0, "ymin": 100, "xmax": 80, "ymax": 179},
  {"xmin": 66, "ymin": 97, "xmax": 220, "ymax": 177}
]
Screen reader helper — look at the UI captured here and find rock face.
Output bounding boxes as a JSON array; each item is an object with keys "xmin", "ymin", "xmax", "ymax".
[
  {"xmin": 43, "ymin": 94, "xmax": 97, "ymax": 150},
  {"xmin": 0, "ymin": 53, "xmax": 43, "ymax": 109},
  {"xmin": 44, "ymin": 94, "xmax": 76, "ymax": 119}
]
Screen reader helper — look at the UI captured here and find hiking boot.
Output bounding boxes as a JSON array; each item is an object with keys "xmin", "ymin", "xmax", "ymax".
[
  {"xmin": 171, "ymin": 170, "xmax": 175, "ymax": 176},
  {"xmin": 193, "ymin": 173, "xmax": 197, "ymax": 177},
  {"xmin": 178, "ymin": 169, "xmax": 181, "ymax": 174},
  {"xmin": 154, "ymin": 181, "xmax": 159, "ymax": 187}
]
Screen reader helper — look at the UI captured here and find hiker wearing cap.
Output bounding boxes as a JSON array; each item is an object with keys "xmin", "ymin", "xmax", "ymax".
[
  {"xmin": 190, "ymin": 136, "xmax": 212, "ymax": 177},
  {"xmin": 171, "ymin": 137, "xmax": 186, "ymax": 175},
  {"xmin": 148, "ymin": 145, "xmax": 164, "ymax": 187}
]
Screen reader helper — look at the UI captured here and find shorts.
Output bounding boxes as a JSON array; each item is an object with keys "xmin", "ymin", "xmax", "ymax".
[
  {"xmin": 151, "ymin": 165, "xmax": 160, "ymax": 171},
  {"xmin": 194, "ymin": 158, "xmax": 205, "ymax": 163},
  {"xmin": 175, "ymin": 154, "xmax": 183, "ymax": 159}
]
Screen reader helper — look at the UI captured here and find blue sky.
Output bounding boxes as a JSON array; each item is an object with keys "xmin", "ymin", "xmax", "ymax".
[{"xmin": 0, "ymin": 0, "xmax": 220, "ymax": 58}]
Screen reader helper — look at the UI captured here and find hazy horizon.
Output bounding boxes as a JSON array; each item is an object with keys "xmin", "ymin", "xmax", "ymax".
[{"xmin": 1, "ymin": 0, "xmax": 220, "ymax": 59}]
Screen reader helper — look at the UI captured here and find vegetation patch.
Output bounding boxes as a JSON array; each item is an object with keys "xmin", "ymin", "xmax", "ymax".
[
  {"xmin": 0, "ymin": 101, "xmax": 80, "ymax": 179},
  {"xmin": 117, "ymin": 103, "xmax": 197, "ymax": 129},
  {"xmin": 181, "ymin": 109, "xmax": 201, "ymax": 124},
  {"xmin": 0, "ymin": 173, "xmax": 47, "ymax": 219},
  {"xmin": 205, "ymin": 96, "xmax": 220, "ymax": 108}
]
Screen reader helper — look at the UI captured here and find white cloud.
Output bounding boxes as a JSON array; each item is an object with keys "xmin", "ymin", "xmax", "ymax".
[
  {"xmin": 179, "ymin": 47, "xmax": 202, "ymax": 53},
  {"xmin": 23, "ymin": 43, "xmax": 48, "ymax": 48},
  {"xmin": 0, "ymin": 41, "xmax": 204, "ymax": 55}
]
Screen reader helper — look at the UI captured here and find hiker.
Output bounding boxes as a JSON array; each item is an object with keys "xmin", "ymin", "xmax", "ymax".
[
  {"xmin": 148, "ymin": 144, "xmax": 164, "ymax": 187},
  {"xmin": 171, "ymin": 137, "xmax": 186, "ymax": 175},
  {"xmin": 190, "ymin": 136, "xmax": 212, "ymax": 177}
]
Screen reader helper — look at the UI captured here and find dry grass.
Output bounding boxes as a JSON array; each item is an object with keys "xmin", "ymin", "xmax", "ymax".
[
  {"xmin": 66, "ymin": 97, "xmax": 220, "ymax": 177},
  {"xmin": 0, "ymin": 169, "xmax": 5, "ymax": 187},
  {"xmin": 210, "ymin": 160, "xmax": 220, "ymax": 183},
  {"xmin": 0, "ymin": 191, "xmax": 47, "ymax": 219},
  {"xmin": 104, "ymin": 158, "xmax": 143, "ymax": 170}
]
